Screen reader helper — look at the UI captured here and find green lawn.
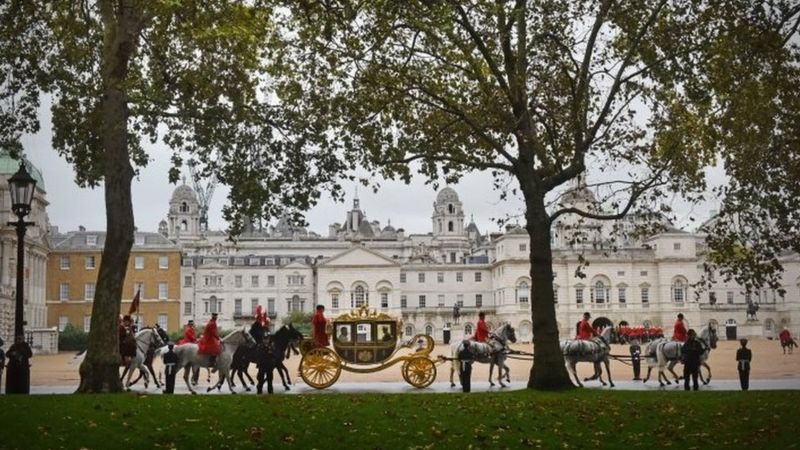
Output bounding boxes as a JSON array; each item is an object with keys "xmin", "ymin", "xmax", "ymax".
[{"xmin": 0, "ymin": 390, "xmax": 796, "ymax": 449}]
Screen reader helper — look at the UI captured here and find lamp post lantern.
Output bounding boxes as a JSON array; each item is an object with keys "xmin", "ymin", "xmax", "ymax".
[{"xmin": 5, "ymin": 161, "xmax": 36, "ymax": 394}]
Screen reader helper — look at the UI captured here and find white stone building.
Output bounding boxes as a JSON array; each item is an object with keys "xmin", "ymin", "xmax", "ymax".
[
  {"xmin": 0, "ymin": 151, "xmax": 51, "ymax": 345},
  {"xmin": 168, "ymin": 182, "xmax": 800, "ymax": 343}
]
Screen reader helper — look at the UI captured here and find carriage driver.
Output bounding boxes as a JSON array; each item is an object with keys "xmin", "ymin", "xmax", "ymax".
[
  {"xmin": 198, "ymin": 313, "xmax": 222, "ymax": 367},
  {"xmin": 312, "ymin": 304, "xmax": 330, "ymax": 347},
  {"xmin": 576, "ymin": 312, "xmax": 599, "ymax": 340},
  {"xmin": 672, "ymin": 313, "xmax": 688, "ymax": 342}
]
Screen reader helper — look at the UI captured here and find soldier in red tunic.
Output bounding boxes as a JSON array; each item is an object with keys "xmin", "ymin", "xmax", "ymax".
[
  {"xmin": 312, "ymin": 304, "xmax": 329, "ymax": 347},
  {"xmin": 178, "ymin": 319, "xmax": 196, "ymax": 345},
  {"xmin": 198, "ymin": 313, "xmax": 222, "ymax": 366},
  {"xmin": 473, "ymin": 311, "xmax": 490, "ymax": 342},
  {"xmin": 672, "ymin": 313, "xmax": 688, "ymax": 342},
  {"xmin": 255, "ymin": 305, "xmax": 271, "ymax": 330},
  {"xmin": 576, "ymin": 312, "xmax": 598, "ymax": 340}
]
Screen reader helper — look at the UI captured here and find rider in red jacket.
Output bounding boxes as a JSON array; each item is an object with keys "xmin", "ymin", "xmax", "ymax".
[
  {"xmin": 576, "ymin": 312, "xmax": 598, "ymax": 340},
  {"xmin": 673, "ymin": 313, "xmax": 688, "ymax": 342},
  {"xmin": 473, "ymin": 311, "xmax": 490, "ymax": 342}
]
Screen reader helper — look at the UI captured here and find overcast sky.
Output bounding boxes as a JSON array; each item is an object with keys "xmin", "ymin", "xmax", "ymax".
[{"xmin": 21, "ymin": 101, "xmax": 725, "ymax": 237}]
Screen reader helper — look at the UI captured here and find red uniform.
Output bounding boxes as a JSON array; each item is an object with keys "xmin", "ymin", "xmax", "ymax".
[
  {"xmin": 255, "ymin": 305, "xmax": 268, "ymax": 327},
  {"xmin": 673, "ymin": 319, "xmax": 688, "ymax": 342},
  {"xmin": 312, "ymin": 310, "xmax": 329, "ymax": 347},
  {"xmin": 780, "ymin": 329, "xmax": 791, "ymax": 345},
  {"xmin": 473, "ymin": 319, "xmax": 490, "ymax": 342},
  {"xmin": 178, "ymin": 324, "xmax": 196, "ymax": 345},
  {"xmin": 198, "ymin": 319, "xmax": 221, "ymax": 356},
  {"xmin": 576, "ymin": 319, "xmax": 597, "ymax": 340}
]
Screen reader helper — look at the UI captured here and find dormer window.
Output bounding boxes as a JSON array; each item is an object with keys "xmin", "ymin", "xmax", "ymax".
[
  {"xmin": 86, "ymin": 235, "xmax": 97, "ymax": 246},
  {"xmin": 135, "ymin": 234, "xmax": 145, "ymax": 246}
]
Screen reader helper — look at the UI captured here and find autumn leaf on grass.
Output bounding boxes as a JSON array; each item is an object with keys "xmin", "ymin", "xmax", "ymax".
[
  {"xmin": 248, "ymin": 427, "xmax": 264, "ymax": 442},
  {"xmin": 281, "ymin": 433, "xmax": 295, "ymax": 443}
]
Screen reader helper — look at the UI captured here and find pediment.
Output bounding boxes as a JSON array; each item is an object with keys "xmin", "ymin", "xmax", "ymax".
[{"xmin": 319, "ymin": 246, "xmax": 399, "ymax": 267}]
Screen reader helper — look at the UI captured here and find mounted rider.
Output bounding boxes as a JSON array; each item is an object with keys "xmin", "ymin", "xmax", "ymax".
[
  {"xmin": 473, "ymin": 311, "xmax": 490, "ymax": 343},
  {"xmin": 576, "ymin": 312, "xmax": 599, "ymax": 340},
  {"xmin": 118, "ymin": 315, "xmax": 136, "ymax": 366},
  {"xmin": 672, "ymin": 313, "xmax": 688, "ymax": 342},
  {"xmin": 198, "ymin": 313, "xmax": 222, "ymax": 366},
  {"xmin": 255, "ymin": 304, "xmax": 271, "ymax": 330},
  {"xmin": 178, "ymin": 319, "xmax": 197, "ymax": 345}
]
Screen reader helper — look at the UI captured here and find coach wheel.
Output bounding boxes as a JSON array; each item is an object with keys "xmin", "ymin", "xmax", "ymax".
[
  {"xmin": 300, "ymin": 347, "xmax": 341, "ymax": 389},
  {"xmin": 403, "ymin": 356, "xmax": 436, "ymax": 388}
]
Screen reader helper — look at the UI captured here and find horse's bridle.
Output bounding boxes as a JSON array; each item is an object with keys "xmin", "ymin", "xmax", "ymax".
[{"xmin": 135, "ymin": 329, "xmax": 162, "ymax": 356}]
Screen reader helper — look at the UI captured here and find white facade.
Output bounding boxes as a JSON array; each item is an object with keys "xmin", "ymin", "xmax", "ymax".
[{"xmin": 169, "ymin": 183, "xmax": 800, "ymax": 342}]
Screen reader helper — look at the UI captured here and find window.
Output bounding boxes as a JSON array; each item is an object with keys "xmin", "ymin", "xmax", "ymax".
[
  {"xmin": 60, "ymin": 256, "xmax": 70, "ymax": 270},
  {"xmin": 251, "ymin": 275, "xmax": 259, "ymax": 287},
  {"xmin": 641, "ymin": 287, "xmax": 650, "ymax": 303},
  {"xmin": 437, "ymin": 272, "xmax": 444, "ymax": 283},
  {"xmin": 135, "ymin": 256, "xmax": 144, "ymax": 269},
  {"xmin": 465, "ymin": 324, "xmax": 473, "ymax": 335},
  {"xmin": 381, "ymin": 292, "xmax": 389, "ymax": 308},
  {"xmin": 354, "ymin": 286, "xmax": 367, "ymax": 307},
  {"xmin": 267, "ymin": 298, "xmax": 276, "ymax": 315},
  {"xmin": 475, "ymin": 294, "xmax": 483, "ymax": 307},
  {"xmin": 249, "ymin": 257, "xmax": 260, "ymax": 266},
  {"xmin": 619, "ymin": 288, "xmax": 627, "ymax": 303},
  {"xmin": 267, "ymin": 275, "xmax": 275, "ymax": 287},
  {"xmin": 474, "ymin": 272, "xmax": 482, "ymax": 282},
  {"xmin": 251, "ymin": 299, "xmax": 258, "ymax": 315},
  {"xmin": 159, "ymin": 256, "xmax": 169, "ymax": 269},
  {"xmin": 400, "ymin": 273, "xmax": 407, "ymax": 283},
  {"xmin": 400, "ymin": 295, "xmax": 407, "ymax": 308},
  {"xmin": 672, "ymin": 279, "xmax": 686, "ymax": 302},
  {"xmin": 553, "ymin": 287, "xmax": 559, "ymax": 303},
  {"xmin": 727, "ymin": 291, "xmax": 734, "ymax": 304},
  {"xmin": 594, "ymin": 281, "xmax": 607, "ymax": 303},
  {"xmin": 133, "ymin": 282, "xmax": 144, "ymax": 297},
  {"xmin": 184, "ymin": 276, "xmax": 193, "ymax": 287},
  {"xmin": 86, "ymin": 235, "xmax": 97, "ymax": 246},
  {"xmin": 135, "ymin": 234, "xmax": 145, "ymax": 245},
  {"xmin": 288, "ymin": 275, "xmax": 305, "ymax": 286},
  {"xmin": 673, "ymin": 242, "xmax": 681, "ymax": 251},
  {"xmin": 438, "ymin": 294, "xmax": 445, "ymax": 307},
  {"xmin": 184, "ymin": 301, "xmax": 192, "ymax": 315},
  {"xmin": 83, "ymin": 315, "xmax": 91, "ymax": 332},
  {"xmin": 456, "ymin": 294, "xmax": 464, "ymax": 307},
  {"xmin": 617, "ymin": 271, "xmax": 625, "ymax": 276},
  {"xmin": 158, "ymin": 282, "xmax": 168, "ymax": 300},
  {"xmin": 59, "ymin": 283, "xmax": 70, "ymax": 301},
  {"xmin": 84, "ymin": 283, "xmax": 95, "ymax": 300},
  {"xmin": 519, "ymin": 244, "xmax": 526, "ymax": 252},
  {"xmin": 456, "ymin": 272, "xmax": 463, "ymax": 282},
  {"xmin": 182, "ymin": 258, "xmax": 194, "ymax": 267},
  {"xmin": 235, "ymin": 299, "xmax": 243, "ymax": 316},
  {"xmin": 235, "ymin": 275, "xmax": 242, "ymax": 288},
  {"xmin": 288, "ymin": 295, "xmax": 302, "ymax": 313},
  {"xmin": 58, "ymin": 316, "xmax": 69, "ymax": 332},
  {"xmin": 85, "ymin": 256, "xmax": 96, "ymax": 270},
  {"xmin": 640, "ymin": 271, "xmax": 648, "ymax": 276},
  {"xmin": 517, "ymin": 281, "xmax": 529, "ymax": 304},
  {"xmin": 331, "ymin": 293, "xmax": 339, "ymax": 310},
  {"xmin": 418, "ymin": 273, "xmax": 425, "ymax": 283},
  {"xmin": 180, "ymin": 201, "xmax": 189, "ymax": 213},
  {"xmin": 576, "ymin": 288, "xmax": 584, "ymax": 304},
  {"xmin": 425, "ymin": 324, "xmax": 434, "ymax": 336},
  {"xmin": 233, "ymin": 258, "xmax": 245, "ymax": 266},
  {"xmin": 158, "ymin": 314, "xmax": 168, "ymax": 330},
  {"xmin": 419, "ymin": 295, "xmax": 426, "ymax": 308},
  {"xmin": 405, "ymin": 325, "xmax": 413, "ymax": 337},
  {"xmin": 450, "ymin": 252, "xmax": 456, "ymax": 263},
  {"xmin": 206, "ymin": 296, "xmax": 221, "ymax": 314},
  {"xmin": 709, "ymin": 292, "xmax": 717, "ymax": 305}
]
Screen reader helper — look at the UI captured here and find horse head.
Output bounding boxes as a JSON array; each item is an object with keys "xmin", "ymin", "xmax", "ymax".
[{"xmin": 286, "ymin": 323, "xmax": 304, "ymax": 343}]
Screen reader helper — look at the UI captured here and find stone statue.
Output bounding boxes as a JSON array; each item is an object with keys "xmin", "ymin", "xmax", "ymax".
[
  {"xmin": 452, "ymin": 305, "xmax": 461, "ymax": 324},
  {"xmin": 746, "ymin": 301, "xmax": 759, "ymax": 321}
]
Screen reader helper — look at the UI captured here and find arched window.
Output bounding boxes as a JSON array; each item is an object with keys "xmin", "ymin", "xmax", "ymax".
[
  {"xmin": 291, "ymin": 295, "xmax": 301, "ymax": 312},
  {"xmin": 594, "ymin": 281, "xmax": 607, "ymax": 303},
  {"xmin": 448, "ymin": 204, "xmax": 454, "ymax": 214},
  {"xmin": 405, "ymin": 325, "xmax": 413, "ymax": 337},
  {"xmin": 180, "ymin": 201, "xmax": 189, "ymax": 213},
  {"xmin": 181, "ymin": 220, "xmax": 188, "ymax": 231},
  {"xmin": 425, "ymin": 325, "xmax": 433, "ymax": 336},
  {"xmin": 516, "ymin": 281, "xmax": 529, "ymax": 304},
  {"xmin": 353, "ymin": 285, "xmax": 367, "ymax": 307},
  {"xmin": 448, "ymin": 221, "xmax": 454, "ymax": 232},
  {"xmin": 726, "ymin": 318, "xmax": 737, "ymax": 325},
  {"xmin": 672, "ymin": 278, "xmax": 687, "ymax": 302}
]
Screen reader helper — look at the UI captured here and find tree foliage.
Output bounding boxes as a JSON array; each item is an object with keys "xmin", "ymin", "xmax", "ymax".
[
  {"xmin": 269, "ymin": 0, "xmax": 753, "ymax": 389},
  {"xmin": 0, "ymin": 0, "xmax": 350, "ymax": 392}
]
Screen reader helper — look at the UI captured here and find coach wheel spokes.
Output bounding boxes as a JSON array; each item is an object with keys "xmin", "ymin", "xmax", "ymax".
[
  {"xmin": 300, "ymin": 347, "xmax": 341, "ymax": 389},
  {"xmin": 403, "ymin": 356, "xmax": 436, "ymax": 388}
]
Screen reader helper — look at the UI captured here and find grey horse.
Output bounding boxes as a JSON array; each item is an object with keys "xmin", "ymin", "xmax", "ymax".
[
  {"xmin": 561, "ymin": 327, "xmax": 614, "ymax": 388},
  {"xmin": 449, "ymin": 323, "xmax": 517, "ymax": 388}
]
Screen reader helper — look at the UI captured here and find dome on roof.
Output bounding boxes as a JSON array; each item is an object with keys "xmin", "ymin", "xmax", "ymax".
[
  {"xmin": 436, "ymin": 187, "xmax": 459, "ymax": 203},
  {"xmin": 0, "ymin": 150, "xmax": 46, "ymax": 191},
  {"xmin": 466, "ymin": 221, "xmax": 480, "ymax": 233},
  {"xmin": 382, "ymin": 224, "xmax": 396, "ymax": 233},
  {"xmin": 170, "ymin": 183, "xmax": 198, "ymax": 204}
]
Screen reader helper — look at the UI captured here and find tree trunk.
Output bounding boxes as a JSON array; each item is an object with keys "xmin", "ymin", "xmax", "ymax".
[
  {"xmin": 76, "ymin": 1, "xmax": 139, "ymax": 393},
  {"xmin": 525, "ymin": 193, "xmax": 574, "ymax": 390}
]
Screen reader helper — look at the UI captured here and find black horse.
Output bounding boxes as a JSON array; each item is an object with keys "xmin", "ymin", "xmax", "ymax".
[{"xmin": 255, "ymin": 324, "xmax": 304, "ymax": 394}]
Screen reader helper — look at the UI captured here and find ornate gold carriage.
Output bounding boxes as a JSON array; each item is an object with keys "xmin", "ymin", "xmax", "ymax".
[{"xmin": 299, "ymin": 306, "xmax": 437, "ymax": 389}]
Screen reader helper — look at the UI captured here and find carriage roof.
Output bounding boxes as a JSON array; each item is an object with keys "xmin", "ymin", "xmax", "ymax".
[{"xmin": 332, "ymin": 306, "xmax": 401, "ymax": 325}]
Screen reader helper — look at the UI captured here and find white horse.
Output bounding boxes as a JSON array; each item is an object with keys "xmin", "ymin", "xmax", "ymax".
[
  {"xmin": 122, "ymin": 328, "xmax": 165, "ymax": 390},
  {"xmin": 449, "ymin": 323, "xmax": 517, "ymax": 388},
  {"xmin": 643, "ymin": 324, "xmax": 718, "ymax": 387},
  {"xmin": 169, "ymin": 328, "xmax": 256, "ymax": 394},
  {"xmin": 561, "ymin": 327, "xmax": 614, "ymax": 388}
]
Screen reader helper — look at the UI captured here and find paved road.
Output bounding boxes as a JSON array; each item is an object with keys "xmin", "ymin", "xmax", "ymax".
[{"xmin": 26, "ymin": 378, "xmax": 800, "ymax": 395}]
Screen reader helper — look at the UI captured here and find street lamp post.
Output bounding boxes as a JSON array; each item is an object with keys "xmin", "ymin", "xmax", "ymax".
[{"xmin": 5, "ymin": 161, "xmax": 36, "ymax": 395}]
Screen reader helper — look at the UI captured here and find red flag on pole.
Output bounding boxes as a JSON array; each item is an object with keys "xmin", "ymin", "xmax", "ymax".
[{"xmin": 128, "ymin": 289, "xmax": 140, "ymax": 315}]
